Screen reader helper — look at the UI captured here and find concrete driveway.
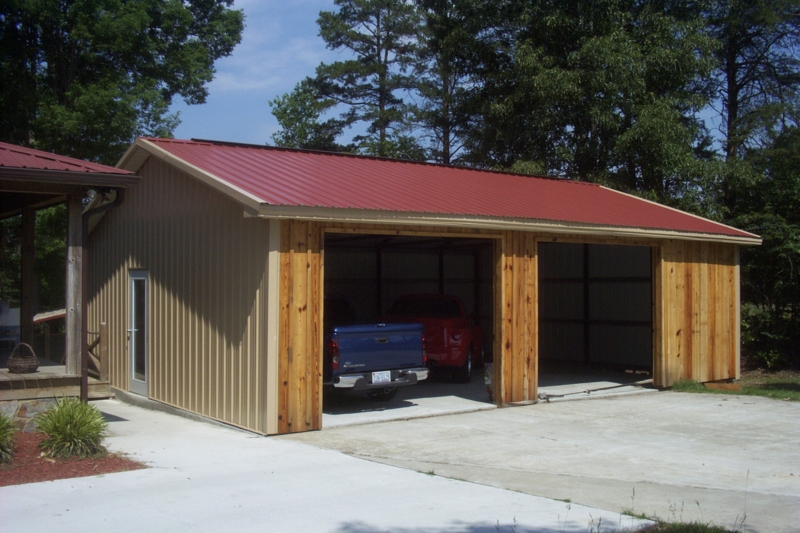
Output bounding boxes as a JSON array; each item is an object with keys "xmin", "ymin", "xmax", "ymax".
[
  {"xmin": 1, "ymin": 398, "xmax": 650, "ymax": 533},
  {"xmin": 286, "ymin": 390, "xmax": 800, "ymax": 533}
]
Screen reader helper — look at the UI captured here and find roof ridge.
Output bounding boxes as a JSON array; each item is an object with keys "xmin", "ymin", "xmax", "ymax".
[{"xmin": 173, "ymin": 137, "xmax": 592, "ymax": 186}]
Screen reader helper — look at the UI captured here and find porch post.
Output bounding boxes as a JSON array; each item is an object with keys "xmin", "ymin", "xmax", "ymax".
[
  {"xmin": 65, "ymin": 195, "xmax": 83, "ymax": 375},
  {"xmin": 20, "ymin": 207, "xmax": 36, "ymax": 345}
]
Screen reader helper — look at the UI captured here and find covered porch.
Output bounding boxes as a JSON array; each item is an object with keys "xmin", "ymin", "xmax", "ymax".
[{"xmin": 0, "ymin": 142, "xmax": 138, "ymax": 404}]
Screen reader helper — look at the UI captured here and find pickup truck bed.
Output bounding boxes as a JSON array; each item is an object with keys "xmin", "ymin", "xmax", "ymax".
[{"xmin": 324, "ymin": 322, "xmax": 428, "ymax": 401}]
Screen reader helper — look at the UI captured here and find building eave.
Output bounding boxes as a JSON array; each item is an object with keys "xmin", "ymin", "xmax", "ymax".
[
  {"xmin": 255, "ymin": 204, "xmax": 763, "ymax": 246},
  {"xmin": 0, "ymin": 167, "xmax": 139, "ymax": 188}
]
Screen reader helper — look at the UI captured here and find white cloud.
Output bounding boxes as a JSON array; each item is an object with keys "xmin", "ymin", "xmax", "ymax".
[
  {"xmin": 211, "ymin": 37, "xmax": 333, "ymax": 93},
  {"xmin": 203, "ymin": 1, "xmax": 343, "ymax": 95},
  {"xmin": 170, "ymin": 1, "xmax": 349, "ymax": 144}
]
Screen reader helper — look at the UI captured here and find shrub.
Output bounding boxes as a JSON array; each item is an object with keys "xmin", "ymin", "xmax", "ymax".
[
  {"xmin": 0, "ymin": 413, "xmax": 15, "ymax": 464},
  {"xmin": 35, "ymin": 397, "xmax": 108, "ymax": 459}
]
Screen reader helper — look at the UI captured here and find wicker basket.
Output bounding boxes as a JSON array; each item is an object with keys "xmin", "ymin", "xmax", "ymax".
[{"xmin": 7, "ymin": 342, "xmax": 39, "ymax": 374}]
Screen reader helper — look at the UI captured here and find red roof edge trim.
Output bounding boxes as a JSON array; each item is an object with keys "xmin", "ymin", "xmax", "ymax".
[{"xmin": 599, "ymin": 185, "xmax": 761, "ymax": 241}]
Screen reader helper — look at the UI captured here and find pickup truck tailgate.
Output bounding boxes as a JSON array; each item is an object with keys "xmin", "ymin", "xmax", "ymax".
[{"xmin": 334, "ymin": 323, "xmax": 424, "ymax": 374}]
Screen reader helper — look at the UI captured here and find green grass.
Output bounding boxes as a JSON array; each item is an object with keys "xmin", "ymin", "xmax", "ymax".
[
  {"xmin": 622, "ymin": 508, "xmax": 651, "ymax": 520},
  {"xmin": 634, "ymin": 523, "xmax": 738, "ymax": 532},
  {"xmin": 35, "ymin": 397, "xmax": 108, "ymax": 459},
  {"xmin": 671, "ymin": 371, "xmax": 800, "ymax": 402},
  {"xmin": 0, "ymin": 412, "xmax": 15, "ymax": 464}
]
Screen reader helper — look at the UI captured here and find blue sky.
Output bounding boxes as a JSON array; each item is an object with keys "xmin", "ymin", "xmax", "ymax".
[{"xmin": 169, "ymin": 0, "xmax": 340, "ymax": 145}]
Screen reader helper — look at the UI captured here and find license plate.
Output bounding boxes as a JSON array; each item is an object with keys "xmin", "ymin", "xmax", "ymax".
[{"xmin": 372, "ymin": 371, "xmax": 391, "ymax": 384}]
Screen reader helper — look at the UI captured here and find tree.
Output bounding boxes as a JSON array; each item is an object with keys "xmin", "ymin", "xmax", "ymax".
[
  {"xmin": 315, "ymin": 0, "xmax": 423, "ymax": 158},
  {"xmin": 0, "ymin": 204, "xmax": 67, "ymax": 311},
  {"xmin": 702, "ymin": 1, "xmax": 800, "ymax": 367},
  {"xmin": 269, "ymin": 78, "xmax": 350, "ymax": 151},
  {"xmin": 705, "ymin": 0, "xmax": 800, "ymax": 162},
  {"xmin": 0, "ymin": 0, "xmax": 244, "ymax": 164},
  {"xmin": 448, "ymin": 0, "xmax": 717, "ymax": 206},
  {"xmin": 0, "ymin": 216, "xmax": 21, "ymax": 307},
  {"xmin": 413, "ymin": 0, "xmax": 473, "ymax": 164},
  {"xmin": 732, "ymin": 128, "xmax": 800, "ymax": 368}
]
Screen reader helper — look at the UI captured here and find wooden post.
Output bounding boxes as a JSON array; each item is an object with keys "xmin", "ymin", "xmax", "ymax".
[
  {"xmin": 65, "ymin": 195, "xmax": 83, "ymax": 376},
  {"xmin": 81, "ymin": 204, "xmax": 90, "ymax": 402},
  {"xmin": 20, "ymin": 207, "xmax": 36, "ymax": 345}
]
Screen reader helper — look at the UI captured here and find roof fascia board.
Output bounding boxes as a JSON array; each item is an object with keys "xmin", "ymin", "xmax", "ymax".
[
  {"xmin": 1, "ymin": 179, "xmax": 84, "ymax": 196},
  {"xmin": 255, "ymin": 204, "xmax": 762, "ymax": 245},
  {"xmin": 599, "ymin": 185, "xmax": 761, "ymax": 241},
  {"xmin": 120, "ymin": 138, "xmax": 263, "ymax": 212},
  {"xmin": 0, "ymin": 168, "xmax": 138, "ymax": 187}
]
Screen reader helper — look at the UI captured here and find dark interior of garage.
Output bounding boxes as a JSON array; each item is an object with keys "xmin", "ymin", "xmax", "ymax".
[
  {"xmin": 537, "ymin": 242, "xmax": 654, "ymax": 394},
  {"xmin": 322, "ymin": 233, "xmax": 495, "ymax": 414},
  {"xmin": 324, "ymin": 234, "xmax": 495, "ymax": 352},
  {"xmin": 321, "ymin": 235, "xmax": 655, "ymax": 418}
]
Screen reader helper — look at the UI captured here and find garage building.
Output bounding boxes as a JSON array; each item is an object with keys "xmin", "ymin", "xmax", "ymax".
[{"xmin": 87, "ymin": 138, "xmax": 760, "ymax": 435}]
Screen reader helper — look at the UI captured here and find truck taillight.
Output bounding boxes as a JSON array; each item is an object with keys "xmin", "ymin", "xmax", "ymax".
[
  {"xmin": 328, "ymin": 339, "xmax": 340, "ymax": 370},
  {"xmin": 422, "ymin": 336, "xmax": 428, "ymax": 365}
]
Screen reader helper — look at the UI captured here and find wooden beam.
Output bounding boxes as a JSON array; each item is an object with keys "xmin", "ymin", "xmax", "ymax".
[
  {"xmin": 65, "ymin": 196, "xmax": 82, "ymax": 375},
  {"xmin": 0, "ymin": 180, "xmax": 85, "ymax": 195},
  {"xmin": 20, "ymin": 207, "xmax": 35, "ymax": 345},
  {"xmin": 278, "ymin": 220, "xmax": 323, "ymax": 433}
]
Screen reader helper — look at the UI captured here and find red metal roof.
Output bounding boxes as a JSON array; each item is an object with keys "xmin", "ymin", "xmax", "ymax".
[
  {"xmin": 137, "ymin": 138, "xmax": 756, "ymax": 240},
  {"xmin": 0, "ymin": 141, "xmax": 131, "ymax": 175}
]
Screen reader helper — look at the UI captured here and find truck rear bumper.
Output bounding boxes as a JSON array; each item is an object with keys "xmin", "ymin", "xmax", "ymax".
[{"xmin": 333, "ymin": 367, "xmax": 429, "ymax": 390}]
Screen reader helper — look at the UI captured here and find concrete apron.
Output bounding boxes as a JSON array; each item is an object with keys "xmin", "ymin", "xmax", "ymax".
[
  {"xmin": 323, "ymin": 369, "xmax": 655, "ymax": 429},
  {"xmin": 289, "ymin": 391, "xmax": 800, "ymax": 533},
  {"xmin": 1, "ymin": 398, "xmax": 653, "ymax": 533}
]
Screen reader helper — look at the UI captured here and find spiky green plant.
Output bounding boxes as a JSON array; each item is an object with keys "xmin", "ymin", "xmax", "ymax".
[
  {"xmin": 0, "ymin": 412, "xmax": 15, "ymax": 464},
  {"xmin": 35, "ymin": 398, "xmax": 108, "ymax": 459}
]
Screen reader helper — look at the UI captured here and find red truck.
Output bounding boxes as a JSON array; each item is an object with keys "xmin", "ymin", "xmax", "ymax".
[{"xmin": 384, "ymin": 294, "xmax": 483, "ymax": 383}]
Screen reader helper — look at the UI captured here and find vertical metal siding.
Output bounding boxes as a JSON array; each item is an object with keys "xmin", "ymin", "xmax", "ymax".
[{"xmin": 87, "ymin": 158, "xmax": 271, "ymax": 434}]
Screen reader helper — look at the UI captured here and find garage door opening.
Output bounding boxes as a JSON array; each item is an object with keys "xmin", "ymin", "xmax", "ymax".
[
  {"xmin": 322, "ymin": 233, "xmax": 497, "ymax": 426},
  {"xmin": 538, "ymin": 242, "xmax": 654, "ymax": 400}
]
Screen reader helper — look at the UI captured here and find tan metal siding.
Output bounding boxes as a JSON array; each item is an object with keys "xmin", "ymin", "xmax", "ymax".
[{"xmin": 87, "ymin": 158, "xmax": 271, "ymax": 434}]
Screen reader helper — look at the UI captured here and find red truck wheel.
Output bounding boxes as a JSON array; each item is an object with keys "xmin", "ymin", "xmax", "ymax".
[{"xmin": 455, "ymin": 346, "xmax": 473, "ymax": 383}]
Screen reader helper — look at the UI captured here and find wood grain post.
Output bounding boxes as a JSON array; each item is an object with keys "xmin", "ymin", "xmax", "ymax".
[
  {"xmin": 20, "ymin": 207, "xmax": 36, "ymax": 345},
  {"xmin": 65, "ymin": 195, "xmax": 83, "ymax": 376}
]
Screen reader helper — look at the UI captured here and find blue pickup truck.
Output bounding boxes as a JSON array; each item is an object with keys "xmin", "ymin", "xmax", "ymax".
[{"xmin": 323, "ymin": 297, "xmax": 428, "ymax": 401}]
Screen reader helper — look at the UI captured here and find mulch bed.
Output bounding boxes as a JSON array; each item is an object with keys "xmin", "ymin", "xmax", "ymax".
[{"xmin": 0, "ymin": 432, "xmax": 146, "ymax": 487}]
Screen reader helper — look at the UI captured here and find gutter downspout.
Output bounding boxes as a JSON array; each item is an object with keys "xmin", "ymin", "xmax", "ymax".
[{"xmin": 80, "ymin": 189, "xmax": 125, "ymax": 402}]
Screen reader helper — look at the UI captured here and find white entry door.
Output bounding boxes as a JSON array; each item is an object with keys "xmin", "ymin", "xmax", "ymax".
[{"xmin": 129, "ymin": 270, "xmax": 148, "ymax": 396}]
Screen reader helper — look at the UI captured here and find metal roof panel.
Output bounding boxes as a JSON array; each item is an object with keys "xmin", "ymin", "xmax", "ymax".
[
  {"xmin": 0, "ymin": 142, "xmax": 132, "ymax": 175},
  {"xmin": 138, "ymin": 138, "xmax": 756, "ymax": 240}
]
